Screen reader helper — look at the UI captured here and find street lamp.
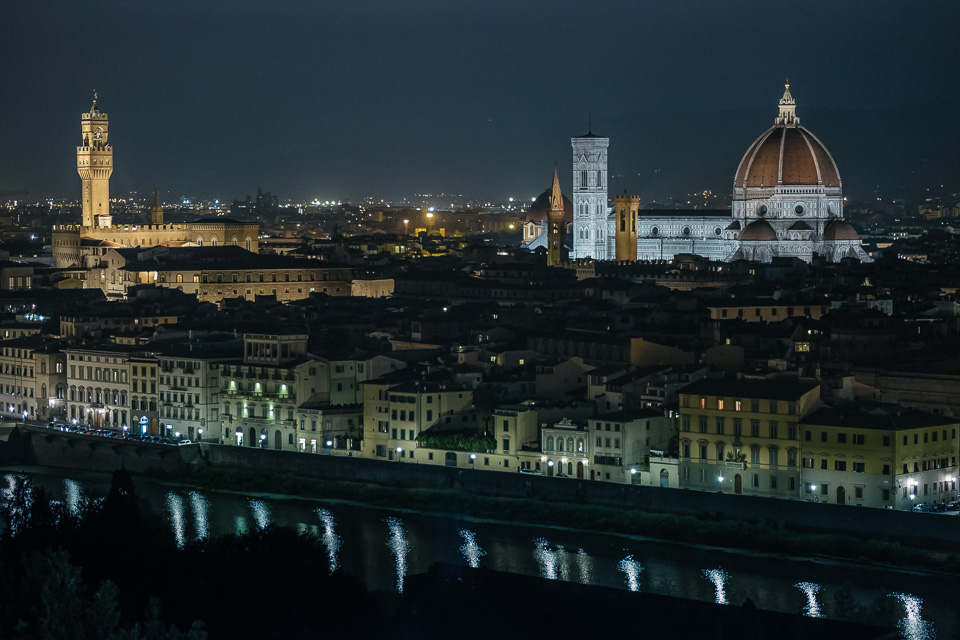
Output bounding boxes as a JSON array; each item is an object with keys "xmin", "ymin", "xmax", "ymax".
[
  {"xmin": 470, "ymin": 453, "xmax": 476, "ymax": 464},
  {"xmin": 403, "ymin": 219, "xmax": 409, "ymax": 236},
  {"xmin": 717, "ymin": 475, "xmax": 724, "ymax": 493}
]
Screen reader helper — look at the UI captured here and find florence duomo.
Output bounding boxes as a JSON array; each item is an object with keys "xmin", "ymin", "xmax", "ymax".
[{"xmin": 529, "ymin": 83, "xmax": 871, "ymax": 264}]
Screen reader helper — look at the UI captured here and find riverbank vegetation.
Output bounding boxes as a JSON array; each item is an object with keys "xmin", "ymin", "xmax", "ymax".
[
  {"xmin": 0, "ymin": 470, "xmax": 379, "ymax": 639},
  {"xmin": 176, "ymin": 466, "xmax": 960, "ymax": 575}
]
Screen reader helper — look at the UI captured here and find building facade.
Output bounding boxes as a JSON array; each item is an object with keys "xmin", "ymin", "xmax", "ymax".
[
  {"xmin": 800, "ymin": 406, "xmax": 959, "ymax": 509},
  {"xmin": 678, "ymin": 377, "xmax": 822, "ymax": 499}
]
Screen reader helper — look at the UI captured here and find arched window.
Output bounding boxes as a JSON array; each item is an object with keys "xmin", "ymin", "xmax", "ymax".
[
  {"xmin": 566, "ymin": 437, "xmax": 574, "ymax": 453},
  {"xmin": 245, "ymin": 237, "xmax": 252, "ymax": 251},
  {"xmin": 176, "ymin": 274, "xmax": 183, "ymax": 283},
  {"xmin": 40, "ymin": 384, "xmax": 47, "ymax": 399},
  {"xmin": 716, "ymin": 443, "xmax": 725, "ymax": 461},
  {"xmin": 546, "ymin": 436, "xmax": 554, "ymax": 451},
  {"xmin": 576, "ymin": 438, "xmax": 584, "ymax": 453},
  {"xmin": 557, "ymin": 438, "xmax": 564, "ymax": 452}
]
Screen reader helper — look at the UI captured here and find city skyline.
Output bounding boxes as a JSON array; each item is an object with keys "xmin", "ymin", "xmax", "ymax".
[{"xmin": 2, "ymin": 1, "xmax": 959, "ymax": 204}]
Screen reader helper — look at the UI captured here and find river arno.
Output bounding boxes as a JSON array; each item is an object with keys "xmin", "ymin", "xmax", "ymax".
[{"xmin": 4, "ymin": 466, "xmax": 953, "ymax": 639}]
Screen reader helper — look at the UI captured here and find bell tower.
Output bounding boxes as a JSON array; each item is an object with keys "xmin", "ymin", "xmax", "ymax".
[
  {"xmin": 614, "ymin": 194, "xmax": 640, "ymax": 261},
  {"xmin": 77, "ymin": 91, "xmax": 113, "ymax": 228},
  {"xmin": 150, "ymin": 188, "xmax": 164, "ymax": 225},
  {"xmin": 571, "ymin": 124, "xmax": 609, "ymax": 260},
  {"xmin": 547, "ymin": 167, "xmax": 566, "ymax": 267}
]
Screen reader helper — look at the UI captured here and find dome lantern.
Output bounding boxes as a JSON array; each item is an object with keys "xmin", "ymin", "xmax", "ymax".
[{"xmin": 774, "ymin": 81, "xmax": 798, "ymax": 127}]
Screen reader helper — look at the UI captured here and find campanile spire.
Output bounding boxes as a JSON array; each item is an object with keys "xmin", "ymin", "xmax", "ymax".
[{"xmin": 547, "ymin": 166, "xmax": 566, "ymax": 266}]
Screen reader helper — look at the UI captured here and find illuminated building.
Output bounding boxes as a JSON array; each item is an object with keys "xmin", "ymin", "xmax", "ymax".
[
  {"xmin": 53, "ymin": 95, "xmax": 260, "ymax": 269},
  {"xmin": 569, "ymin": 85, "xmax": 871, "ymax": 264}
]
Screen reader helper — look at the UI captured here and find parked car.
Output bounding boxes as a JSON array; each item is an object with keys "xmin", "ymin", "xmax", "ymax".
[
  {"xmin": 177, "ymin": 439, "xmax": 192, "ymax": 446},
  {"xmin": 912, "ymin": 503, "xmax": 932, "ymax": 513},
  {"xmin": 946, "ymin": 501, "xmax": 960, "ymax": 512},
  {"xmin": 931, "ymin": 502, "xmax": 947, "ymax": 513}
]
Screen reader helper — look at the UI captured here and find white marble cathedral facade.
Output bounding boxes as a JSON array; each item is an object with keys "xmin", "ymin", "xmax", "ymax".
[{"xmin": 569, "ymin": 85, "xmax": 870, "ymax": 264}]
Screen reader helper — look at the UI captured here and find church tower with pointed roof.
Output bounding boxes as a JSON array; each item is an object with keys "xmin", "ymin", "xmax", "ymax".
[
  {"xmin": 150, "ymin": 189, "xmax": 164, "ymax": 225},
  {"xmin": 547, "ymin": 167, "xmax": 566, "ymax": 266}
]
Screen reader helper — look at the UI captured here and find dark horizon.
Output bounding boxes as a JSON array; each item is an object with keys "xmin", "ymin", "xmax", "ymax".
[{"xmin": 2, "ymin": 1, "xmax": 959, "ymax": 204}]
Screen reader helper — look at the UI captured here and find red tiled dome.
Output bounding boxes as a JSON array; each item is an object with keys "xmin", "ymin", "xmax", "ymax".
[
  {"xmin": 739, "ymin": 219, "xmax": 777, "ymax": 242},
  {"xmin": 735, "ymin": 126, "xmax": 840, "ymax": 189},
  {"xmin": 823, "ymin": 219, "xmax": 860, "ymax": 241}
]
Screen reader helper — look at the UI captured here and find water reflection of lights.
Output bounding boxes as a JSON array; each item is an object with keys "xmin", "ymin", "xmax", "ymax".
[
  {"xmin": 386, "ymin": 518, "xmax": 410, "ymax": 594},
  {"xmin": 458, "ymin": 529, "xmax": 486, "ymax": 569},
  {"xmin": 166, "ymin": 492, "xmax": 186, "ymax": 549},
  {"xmin": 249, "ymin": 499, "xmax": 270, "ymax": 530},
  {"xmin": 892, "ymin": 593, "xmax": 935, "ymax": 640},
  {"xmin": 576, "ymin": 548, "xmax": 592, "ymax": 584},
  {"xmin": 556, "ymin": 545, "xmax": 571, "ymax": 581},
  {"xmin": 234, "ymin": 515, "xmax": 248, "ymax": 536},
  {"xmin": 317, "ymin": 509, "xmax": 342, "ymax": 573},
  {"xmin": 533, "ymin": 538, "xmax": 558, "ymax": 580},
  {"xmin": 64, "ymin": 479, "xmax": 82, "ymax": 518},
  {"xmin": 618, "ymin": 555, "xmax": 644, "ymax": 592},
  {"xmin": 188, "ymin": 491, "xmax": 209, "ymax": 540},
  {"xmin": 702, "ymin": 568, "xmax": 729, "ymax": 605},
  {"xmin": 794, "ymin": 582, "xmax": 822, "ymax": 617}
]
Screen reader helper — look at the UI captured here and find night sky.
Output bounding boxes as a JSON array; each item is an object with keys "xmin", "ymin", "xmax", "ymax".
[{"xmin": 3, "ymin": 1, "xmax": 959, "ymax": 204}]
